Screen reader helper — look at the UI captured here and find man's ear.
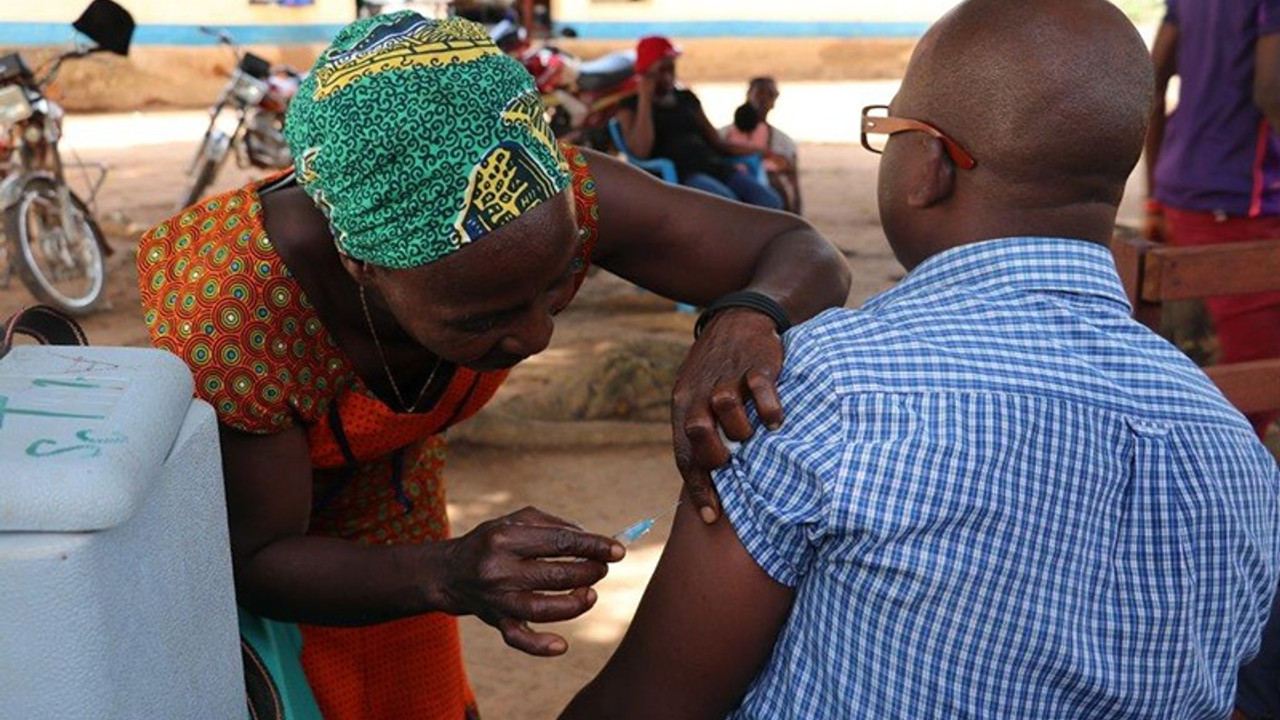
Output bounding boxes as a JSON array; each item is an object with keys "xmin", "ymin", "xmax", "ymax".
[{"xmin": 907, "ymin": 136, "xmax": 956, "ymax": 209}]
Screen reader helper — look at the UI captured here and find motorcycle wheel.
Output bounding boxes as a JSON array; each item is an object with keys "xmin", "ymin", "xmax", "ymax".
[
  {"xmin": 179, "ymin": 156, "xmax": 223, "ymax": 211},
  {"xmin": 179, "ymin": 132, "xmax": 232, "ymax": 210},
  {"xmin": 5, "ymin": 176, "xmax": 107, "ymax": 316}
]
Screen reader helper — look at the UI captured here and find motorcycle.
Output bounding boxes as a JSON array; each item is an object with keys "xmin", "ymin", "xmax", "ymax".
[
  {"xmin": 178, "ymin": 27, "xmax": 301, "ymax": 210},
  {"xmin": 490, "ymin": 21, "xmax": 637, "ymax": 150},
  {"xmin": 0, "ymin": 0, "xmax": 133, "ymax": 316},
  {"xmin": 533, "ymin": 47, "xmax": 636, "ymax": 149}
]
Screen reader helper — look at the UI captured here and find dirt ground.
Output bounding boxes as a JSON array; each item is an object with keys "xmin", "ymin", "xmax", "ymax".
[
  {"xmin": 10, "ymin": 37, "xmax": 918, "ymax": 112},
  {"xmin": 0, "ymin": 82, "xmax": 1239, "ymax": 719}
]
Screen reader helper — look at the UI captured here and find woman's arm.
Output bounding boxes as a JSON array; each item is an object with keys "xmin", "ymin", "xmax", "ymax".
[
  {"xmin": 588, "ymin": 148, "xmax": 846, "ymax": 332},
  {"xmin": 219, "ymin": 424, "xmax": 623, "ymax": 655},
  {"xmin": 587, "ymin": 148, "xmax": 850, "ymax": 522},
  {"xmin": 1143, "ymin": 22, "xmax": 1177, "ymax": 241},
  {"xmin": 696, "ymin": 102, "xmax": 760, "ymax": 157},
  {"xmin": 1255, "ymin": 33, "xmax": 1280, "ymax": 130},
  {"xmin": 559, "ymin": 498, "xmax": 794, "ymax": 719}
]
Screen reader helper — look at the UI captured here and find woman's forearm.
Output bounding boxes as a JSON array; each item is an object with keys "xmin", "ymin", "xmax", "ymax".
[{"xmin": 236, "ymin": 534, "xmax": 449, "ymax": 626}]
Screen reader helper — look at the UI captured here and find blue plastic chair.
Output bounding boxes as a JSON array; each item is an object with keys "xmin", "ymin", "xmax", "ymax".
[
  {"xmin": 608, "ymin": 118, "xmax": 679, "ymax": 183},
  {"xmin": 606, "ymin": 118, "xmax": 696, "ymax": 313},
  {"xmin": 735, "ymin": 153, "xmax": 770, "ymax": 186},
  {"xmin": 608, "ymin": 118, "xmax": 770, "ymax": 189}
]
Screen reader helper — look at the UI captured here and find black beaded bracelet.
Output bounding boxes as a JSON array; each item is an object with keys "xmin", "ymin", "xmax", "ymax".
[{"xmin": 693, "ymin": 291, "xmax": 792, "ymax": 339}]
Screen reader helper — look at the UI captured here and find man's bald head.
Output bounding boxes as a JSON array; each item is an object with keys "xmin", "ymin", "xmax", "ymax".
[{"xmin": 897, "ymin": 0, "xmax": 1154, "ymax": 207}]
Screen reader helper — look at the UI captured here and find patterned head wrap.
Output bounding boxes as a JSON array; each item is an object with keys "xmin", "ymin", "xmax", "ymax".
[{"xmin": 284, "ymin": 13, "xmax": 570, "ymax": 269}]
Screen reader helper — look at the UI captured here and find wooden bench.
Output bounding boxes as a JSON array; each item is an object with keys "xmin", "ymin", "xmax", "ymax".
[{"xmin": 1111, "ymin": 232, "xmax": 1280, "ymax": 416}]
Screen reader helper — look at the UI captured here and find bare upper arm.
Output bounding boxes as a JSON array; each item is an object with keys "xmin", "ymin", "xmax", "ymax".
[
  {"xmin": 1256, "ymin": 33, "xmax": 1280, "ymax": 122},
  {"xmin": 560, "ymin": 496, "xmax": 795, "ymax": 720},
  {"xmin": 614, "ymin": 105, "xmax": 649, "ymax": 157},
  {"xmin": 615, "ymin": 106, "xmax": 635, "ymax": 135},
  {"xmin": 586, "ymin": 148, "xmax": 816, "ymax": 305},
  {"xmin": 218, "ymin": 423, "xmax": 314, "ymax": 575},
  {"xmin": 1151, "ymin": 22, "xmax": 1178, "ymax": 94}
]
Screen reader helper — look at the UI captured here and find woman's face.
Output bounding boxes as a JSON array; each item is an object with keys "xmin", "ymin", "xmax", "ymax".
[
  {"xmin": 749, "ymin": 81, "xmax": 778, "ymax": 114},
  {"xmin": 365, "ymin": 191, "xmax": 580, "ymax": 371}
]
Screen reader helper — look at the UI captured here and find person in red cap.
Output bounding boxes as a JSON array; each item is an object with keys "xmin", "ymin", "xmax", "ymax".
[{"xmin": 616, "ymin": 36, "xmax": 784, "ymax": 209}]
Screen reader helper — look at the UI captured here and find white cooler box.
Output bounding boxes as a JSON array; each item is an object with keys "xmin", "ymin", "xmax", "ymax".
[{"xmin": 0, "ymin": 345, "xmax": 241, "ymax": 719}]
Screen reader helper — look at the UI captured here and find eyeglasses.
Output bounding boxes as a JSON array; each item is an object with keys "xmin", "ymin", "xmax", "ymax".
[{"xmin": 860, "ymin": 105, "xmax": 977, "ymax": 170}]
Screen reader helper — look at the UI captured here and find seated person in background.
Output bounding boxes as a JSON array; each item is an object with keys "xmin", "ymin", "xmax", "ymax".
[
  {"xmin": 615, "ymin": 36, "xmax": 784, "ymax": 210},
  {"xmin": 560, "ymin": 1, "xmax": 1280, "ymax": 718},
  {"xmin": 722, "ymin": 77, "xmax": 802, "ymax": 214}
]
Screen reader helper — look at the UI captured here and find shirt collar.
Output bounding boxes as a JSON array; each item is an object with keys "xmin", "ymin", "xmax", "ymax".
[{"xmin": 864, "ymin": 237, "xmax": 1132, "ymax": 313}]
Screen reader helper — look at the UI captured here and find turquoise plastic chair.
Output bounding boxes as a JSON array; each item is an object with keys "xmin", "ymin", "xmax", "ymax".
[
  {"xmin": 606, "ymin": 118, "xmax": 695, "ymax": 313},
  {"xmin": 608, "ymin": 118, "xmax": 678, "ymax": 183},
  {"xmin": 607, "ymin": 118, "xmax": 768, "ymax": 187},
  {"xmin": 735, "ymin": 153, "xmax": 770, "ymax": 186}
]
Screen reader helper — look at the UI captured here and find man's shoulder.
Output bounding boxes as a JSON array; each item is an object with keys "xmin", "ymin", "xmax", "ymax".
[
  {"xmin": 675, "ymin": 87, "xmax": 701, "ymax": 104},
  {"xmin": 782, "ymin": 307, "xmax": 908, "ymax": 378}
]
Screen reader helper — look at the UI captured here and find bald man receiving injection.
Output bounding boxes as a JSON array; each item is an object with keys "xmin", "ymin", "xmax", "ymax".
[{"xmin": 560, "ymin": 1, "xmax": 1280, "ymax": 718}]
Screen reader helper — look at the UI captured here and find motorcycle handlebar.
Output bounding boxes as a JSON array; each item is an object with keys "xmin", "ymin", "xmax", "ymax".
[{"xmin": 35, "ymin": 45, "xmax": 107, "ymax": 89}]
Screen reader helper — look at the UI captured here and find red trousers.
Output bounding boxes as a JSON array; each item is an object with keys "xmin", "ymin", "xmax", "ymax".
[{"xmin": 1163, "ymin": 207, "xmax": 1280, "ymax": 438}]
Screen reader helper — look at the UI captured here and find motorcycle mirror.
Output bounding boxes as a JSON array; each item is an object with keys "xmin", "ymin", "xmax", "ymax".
[
  {"xmin": 239, "ymin": 53, "xmax": 272, "ymax": 80},
  {"xmin": 198, "ymin": 26, "xmax": 234, "ymax": 46},
  {"xmin": 72, "ymin": 0, "xmax": 135, "ymax": 57}
]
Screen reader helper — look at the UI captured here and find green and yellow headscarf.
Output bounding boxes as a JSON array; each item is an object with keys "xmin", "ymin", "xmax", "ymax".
[{"xmin": 284, "ymin": 13, "xmax": 570, "ymax": 269}]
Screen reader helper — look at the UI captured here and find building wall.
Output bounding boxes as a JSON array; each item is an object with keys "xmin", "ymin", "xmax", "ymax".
[
  {"xmin": 0, "ymin": 0, "xmax": 353, "ymax": 46},
  {"xmin": 551, "ymin": 0, "xmax": 961, "ymax": 39}
]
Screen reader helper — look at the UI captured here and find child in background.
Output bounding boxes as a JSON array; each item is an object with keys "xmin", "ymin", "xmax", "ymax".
[{"xmin": 722, "ymin": 77, "xmax": 801, "ymax": 214}]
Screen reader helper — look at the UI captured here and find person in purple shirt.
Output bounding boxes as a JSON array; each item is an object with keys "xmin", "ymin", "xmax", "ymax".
[
  {"xmin": 1145, "ymin": 6, "xmax": 1280, "ymax": 719},
  {"xmin": 1145, "ymin": 0, "xmax": 1280, "ymax": 441}
]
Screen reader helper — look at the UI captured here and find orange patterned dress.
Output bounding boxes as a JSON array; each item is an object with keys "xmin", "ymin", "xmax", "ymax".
[{"xmin": 137, "ymin": 143, "xmax": 600, "ymax": 720}]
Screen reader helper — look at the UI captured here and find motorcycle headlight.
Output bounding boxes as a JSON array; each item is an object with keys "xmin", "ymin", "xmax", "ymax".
[
  {"xmin": 0, "ymin": 84, "xmax": 33, "ymax": 126},
  {"xmin": 231, "ymin": 72, "xmax": 269, "ymax": 106},
  {"xmin": 23, "ymin": 123, "xmax": 42, "ymax": 144}
]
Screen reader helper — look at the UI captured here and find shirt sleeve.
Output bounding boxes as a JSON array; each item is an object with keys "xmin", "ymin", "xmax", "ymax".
[
  {"xmin": 1260, "ymin": 1, "xmax": 1280, "ymax": 35},
  {"xmin": 1163, "ymin": 0, "xmax": 1178, "ymax": 26},
  {"xmin": 712, "ymin": 325, "xmax": 841, "ymax": 587}
]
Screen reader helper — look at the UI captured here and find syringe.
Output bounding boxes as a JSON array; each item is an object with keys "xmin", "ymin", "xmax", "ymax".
[{"xmin": 613, "ymin": 500, "xmax": 682, "ymax": 546}]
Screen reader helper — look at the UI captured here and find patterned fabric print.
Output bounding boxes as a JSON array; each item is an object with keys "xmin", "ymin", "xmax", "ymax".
[
  {"xmin": 309, "ymin": 15, "xmax": 497, "ymax": 102},
  {"xmin": 137, "ymin": 185, "xmax": 352, "ymax": 434},
  {"xmin": 311, "ymin": 434, "xmax": 450, "ymax": 544},
  {"xmin": 285, "ymin": 12, "xmax": 569, "ymax": 269},
  {"xmin": 300, "ymin": 613, "xmax": 477, "ymax": 720},
  {"xmin": 307, "ymin": 370, "xmax": 508, "ymax": 470},
  {"xmin": 565, "ymin": 142, "xmax": 599, "ymax": 277},
  {"xmin": 456, "ymin": 141, "xmax": 562, "ymax": 244}
]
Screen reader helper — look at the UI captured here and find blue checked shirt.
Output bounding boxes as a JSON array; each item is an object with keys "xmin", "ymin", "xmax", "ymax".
[{"xmin": 714, "ymin": 237, "xmax": 1280, "ymax": 720}]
